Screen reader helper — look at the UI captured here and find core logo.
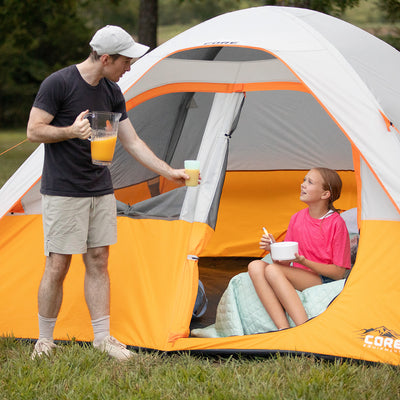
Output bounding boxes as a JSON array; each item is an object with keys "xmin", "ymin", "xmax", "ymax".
[{"xmin": 358, "ymin": 326, "xmax": 400, "ymax": 353}]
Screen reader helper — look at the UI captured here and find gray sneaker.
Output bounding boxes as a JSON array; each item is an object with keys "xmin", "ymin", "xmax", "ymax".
[
  {"xmin": 93, "ymin": 335, "xmax": 134, "ymax": 360},
  {"xmin": 31, "ymin": 338, "xmax": 58, "ymax": 359}
]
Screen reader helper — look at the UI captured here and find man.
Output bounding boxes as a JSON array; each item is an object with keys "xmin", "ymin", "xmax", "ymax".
[{"xmin": 27, "ymin": 25, "xmax": 189, "ymax": 360}]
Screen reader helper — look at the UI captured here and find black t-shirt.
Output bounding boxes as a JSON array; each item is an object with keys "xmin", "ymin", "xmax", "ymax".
[{"xmin": 33, "ymin": 65, "xmax": 127, "ymax": 197}]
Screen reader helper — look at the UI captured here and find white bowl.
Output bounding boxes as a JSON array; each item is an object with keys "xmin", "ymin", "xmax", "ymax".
[{"xmin": 270, "ymin": 241, "xmax": 298, "ymax": 261}]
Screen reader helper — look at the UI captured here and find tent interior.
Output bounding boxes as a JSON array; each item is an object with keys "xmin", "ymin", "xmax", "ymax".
[{"xmin": 191, "ymin": 257, "xmax": 253, "ymax": 330}]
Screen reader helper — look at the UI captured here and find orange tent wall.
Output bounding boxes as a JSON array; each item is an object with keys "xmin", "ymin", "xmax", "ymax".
[
  {"xmin": 201, "ymin": 170, "xmax": 357, "ymax": 256},
  {"xmin": 171, "ymin": 220, "xmax": 400, "ymax": 365},
  {"xmin": 0, "ymin": 215, "xmax": 46, "ymax": 340},
  {"xmin": 0, "ymin": 214, "xmax": 212, "ymax": 350}
]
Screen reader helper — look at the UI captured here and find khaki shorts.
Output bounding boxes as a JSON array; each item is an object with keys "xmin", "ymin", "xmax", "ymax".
[{"xmin": 42, "ymin": 194, "xmax": 117, "ymax": 256}]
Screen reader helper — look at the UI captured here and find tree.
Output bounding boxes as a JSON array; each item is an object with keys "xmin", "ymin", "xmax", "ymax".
[
  {"xmin": 375, "ymin": 0, "xmax": 400, "ymax": 50},
  {"xmin": 82, "ymin": 0, "xmax": 139, "ymax": 36},
  {"xmin": 376, "ymin": 0, "xmax": 400, "ymax": 22},
  {"xmin": 138, "ymin": 0, "xmax": 158, "ymax": 50},
  {"xmin": 0, "ymin": 0, "xmax": 91, "ymax": 126},
  {"xmin": 263, "ymin": 0, "xmax": 360, "ymax": 15},
  {"xmin": 0, "ymin": 0, "xmax": 395, "ymax": 128},
  {"xmin": 0, "ymin": 0, "xmax": 136, "ymax": 127}
]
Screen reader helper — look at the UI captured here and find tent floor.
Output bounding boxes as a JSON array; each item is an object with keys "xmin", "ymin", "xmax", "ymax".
[{"xmin": 190, "ymin": 257, "xmax": 255, "ymax": 330}]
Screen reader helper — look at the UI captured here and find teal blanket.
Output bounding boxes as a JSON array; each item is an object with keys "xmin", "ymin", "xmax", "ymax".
[{"xmin": 191, "ymin": 272, "xmax": 345, "ymax": 338}]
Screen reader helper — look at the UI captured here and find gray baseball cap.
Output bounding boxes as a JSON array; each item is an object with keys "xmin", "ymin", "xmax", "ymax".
[{"xmin": 90, "ymin": 25, "xmax": 149, "ymax": 58}]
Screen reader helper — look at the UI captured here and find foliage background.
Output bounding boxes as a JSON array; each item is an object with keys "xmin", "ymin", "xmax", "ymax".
[{"xmin": 0, "ymin": 0, "xmax": 399, "ymax": 128}]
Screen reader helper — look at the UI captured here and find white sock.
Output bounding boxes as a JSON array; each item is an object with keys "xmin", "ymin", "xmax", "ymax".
[
  {"xmin": 38, "ymin": 314, "xmax": 57, "ymax": 340},
  {"xmin": 92, "ymin": 315, "xmax": 110, "ymax": 344}
]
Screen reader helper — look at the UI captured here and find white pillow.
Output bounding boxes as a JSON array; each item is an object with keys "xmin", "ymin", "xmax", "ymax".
[{"xmin": 341, "ymin": 208, "xmax": 358, "ymax": 234}]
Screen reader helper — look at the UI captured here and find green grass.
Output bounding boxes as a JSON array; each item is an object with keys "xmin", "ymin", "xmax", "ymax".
[
  {"xmin": 158, "ymin": 23, "xmax": 196, "ymax": 44},
  {"xmin": 343, "ymin": 0, "xmax": 384, "ymax": 25},
  {"xmin": 343, "ymin": 0, "xmax": 400, "ymax": 36},
  {"xmin": 0, "ymin": 336, "xmax": 399, "ymax": 399},
  {"xmin": 0, "ymin": 130, "xmax": 39, "ymax": 188}
]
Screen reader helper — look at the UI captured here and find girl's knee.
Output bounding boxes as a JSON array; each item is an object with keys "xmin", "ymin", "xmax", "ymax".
[
  {"xmin": 264, "ymin": 263, "xmax": 282, "ymax": 280},
  {"xmin": 248, "ymin": 260, "xmax": 267, "ymax": 279}
]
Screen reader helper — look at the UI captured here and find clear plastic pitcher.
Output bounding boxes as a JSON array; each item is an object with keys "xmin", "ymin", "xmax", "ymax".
[{"xmin": 86, "ymin": 111, "xmax": 122, "ymax": 166}]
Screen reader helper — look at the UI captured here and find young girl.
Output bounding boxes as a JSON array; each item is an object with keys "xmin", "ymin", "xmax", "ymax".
[{"xmin": 248, "ymin": 168, "xmax": 351, "ymax": 330}]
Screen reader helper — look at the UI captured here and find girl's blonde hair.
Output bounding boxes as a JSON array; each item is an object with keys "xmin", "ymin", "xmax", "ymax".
[{"xmin": 313, "ymin": 167, "xmax": 342, "ymax": 212}]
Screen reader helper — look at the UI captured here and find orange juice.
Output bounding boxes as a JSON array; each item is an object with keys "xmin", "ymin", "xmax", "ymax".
[
  {"xmin": 91, "ymin": 135, "xmax": 117, "ymax": 165},
  {"xmin": 185, "ymin": 169, "xmax": 200, "ymax": 186}
]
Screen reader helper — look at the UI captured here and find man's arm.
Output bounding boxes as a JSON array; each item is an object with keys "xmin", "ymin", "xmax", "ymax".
[
  {"xmin": 27, "ymin": 107, "xmax": 92, "ymax": 143},
  {"xmin": 117, "ymin": 118, "xmax": 189, "ymax": 185}
]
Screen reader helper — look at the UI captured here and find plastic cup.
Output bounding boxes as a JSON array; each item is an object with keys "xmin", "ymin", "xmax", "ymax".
[
  {"xmin": 184, "ymin": 160, "xmax": 200, "ymax": 187},
  {"xmin": 86, "ymin": 111, "xmax": 122, "ymax": 166}
]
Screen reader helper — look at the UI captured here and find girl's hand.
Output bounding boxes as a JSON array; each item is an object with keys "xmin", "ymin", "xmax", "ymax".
[
  {"xmin": 293, "ymin": 253, "xmax": 306, "ymax": 265},
  {"xmin": 259, "ymin": 233, "xmax": 274, "ymax": 251}
]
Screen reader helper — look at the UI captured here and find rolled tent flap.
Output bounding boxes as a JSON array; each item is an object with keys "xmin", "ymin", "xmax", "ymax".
[{"xmin": 180, "ymin": 92, "xmax": 245, "ymax": 225}]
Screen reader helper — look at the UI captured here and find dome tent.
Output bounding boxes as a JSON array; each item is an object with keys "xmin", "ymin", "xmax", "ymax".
[{"xmin": 1, "ymin": 6, "xmax": 400, "ymax": 364}]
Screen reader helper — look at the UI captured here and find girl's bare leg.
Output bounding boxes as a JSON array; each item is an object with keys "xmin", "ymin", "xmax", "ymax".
[
  {"xmin": 265, "ymin": 264, "xmax": 321, "ymax": 326},
  {"xmin": 248, "ymin": 260, "xmax": 290, "ymax": 329}
]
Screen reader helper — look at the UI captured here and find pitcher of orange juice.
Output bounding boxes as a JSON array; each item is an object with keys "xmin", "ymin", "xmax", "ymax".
[{"xmin": 86, "ymin": 111, "xmax": 121, "ymax": 166}]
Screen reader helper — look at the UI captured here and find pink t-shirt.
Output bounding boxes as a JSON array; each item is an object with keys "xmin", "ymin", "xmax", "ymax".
[{"xmin": 285, "ymin": 208, "xmax": 351, "ymax": 271}]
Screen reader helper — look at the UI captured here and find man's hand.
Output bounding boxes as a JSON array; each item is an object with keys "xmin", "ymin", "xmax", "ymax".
[
  {"xmin": 72, "ymin": 110, "xmax": 92, "ymax": 140},
  {"xmin": 27, "ymin": 107, "xmax": 92, "ymax": 143},
  {"xmin": 168, "ymin": 169, "xmax": 191, "ymax": 185}
]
